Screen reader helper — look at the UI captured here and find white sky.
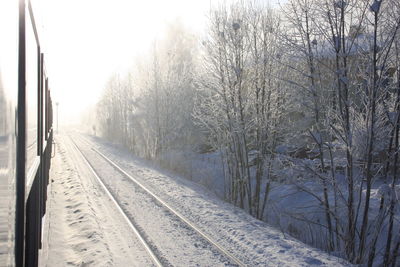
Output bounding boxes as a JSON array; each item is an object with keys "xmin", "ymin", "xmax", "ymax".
[{"xmin": 31, "ymin": 0, "xmax": 280, "ymax": 125}]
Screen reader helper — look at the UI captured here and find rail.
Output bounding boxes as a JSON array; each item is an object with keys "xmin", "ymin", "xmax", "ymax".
[
  {"xmin": 75, "ymin": 134, "xmax": 246, "ymax": 267},
  {"xmin": 69, "ymin": 136, "xmax": 163, "ymax": 267}
]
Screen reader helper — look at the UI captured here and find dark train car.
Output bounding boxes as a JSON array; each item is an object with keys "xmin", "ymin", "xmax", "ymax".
[{"xmin": 0, "ymin": 1, "xmax": 53, "ymax": 266}]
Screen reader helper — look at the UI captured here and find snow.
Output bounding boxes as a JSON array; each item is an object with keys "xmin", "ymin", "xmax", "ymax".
[
  {"xmin": 50, "ymin": 132, "xmax": 351, "ymax": 266},
  {"xmin": 0, "ymin": 135, "xmax": 14, "ymax": 266},
  {"xmin": 377, "ymin": 183, "xmax": 391, "ymax": 197},
  {"xmin": 39, "ymin": 135, "xmax": 155, "ymax": 267}
]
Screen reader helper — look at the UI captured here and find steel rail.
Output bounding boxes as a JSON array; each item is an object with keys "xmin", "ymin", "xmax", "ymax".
[
  {"xmin": 69, "ymin": 136, "xmax": 163, "ymax": 267},
  {"xmin": 77, "ymin": 134, "xmax": 246, "ymax": 267}
]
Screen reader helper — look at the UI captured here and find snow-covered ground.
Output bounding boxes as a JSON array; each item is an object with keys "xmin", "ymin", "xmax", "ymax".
[
  {"xmin": 153, "ymin": 141, "xmax": 400, "ymax": 264},
  {"xmin": 40, "ymin": 135, "xmax": 155, "ymax": 266},
  {"xmin": 38, "ymin": 132, "xmax": 351, "ymax": 266}
]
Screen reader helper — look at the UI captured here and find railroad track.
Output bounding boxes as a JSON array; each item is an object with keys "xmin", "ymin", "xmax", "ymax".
[
  {"xmin": 69, "ymin": 134, "xmax": 246, "ymax": 267},
  {"xmin": 69, "ymin": 135, "xmax": 163, "ymax": 267}
]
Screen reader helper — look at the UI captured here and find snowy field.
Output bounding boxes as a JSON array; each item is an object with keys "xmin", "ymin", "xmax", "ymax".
[{"xmin": 39, "ymin": 132, "xmax": 351, "ymax": 266}]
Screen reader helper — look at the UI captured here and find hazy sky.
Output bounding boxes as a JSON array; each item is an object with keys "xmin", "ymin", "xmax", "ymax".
[{"xmin": 31, "ymin": 0, "xmax": 280, "ymax": 125}]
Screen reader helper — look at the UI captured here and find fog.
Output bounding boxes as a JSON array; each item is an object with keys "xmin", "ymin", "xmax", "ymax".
[
  {"xmin": 29, "ymin": 0, "xmax": 400, "ymax": 265},
  {"xmin": 34, "ymin": 0, "xmax": 214, "ymax": 126}
]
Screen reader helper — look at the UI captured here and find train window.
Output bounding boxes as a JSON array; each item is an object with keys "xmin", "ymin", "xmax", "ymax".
[
  {"xmin": 45, "ymin": 78, "xmax": 49, "ymax": 140},
  {"xmin": 42, "ymin": 61, "xmax": 47, "ymax": 149},
  {"xmin": 26, "ymin": 4, "xmax": 39, "ymax": 171},
  {"xmin": 0, "ymin": 1, "xmax": 19, "ymax": 265}
]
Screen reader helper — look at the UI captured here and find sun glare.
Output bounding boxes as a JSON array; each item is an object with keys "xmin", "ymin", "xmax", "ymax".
[{"xmin": 35, "ymin": 0, "xmax": 211, "ymax": 125}]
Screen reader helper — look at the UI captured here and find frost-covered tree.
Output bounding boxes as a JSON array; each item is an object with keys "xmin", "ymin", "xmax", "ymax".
[
  {"xmin": 94, "ymin": 1, "xmax": 400, "ymax": 264},
  {"xmin": 97, "ymin": 20, "xmax": 198, "ymax": 159},
  {"xmin": 194, "ymin": 1, "xmax": 286, "ymax": 217},
  {"xmin": 279, "ymin": 0, "xmax": 400, "ymax": 263}
]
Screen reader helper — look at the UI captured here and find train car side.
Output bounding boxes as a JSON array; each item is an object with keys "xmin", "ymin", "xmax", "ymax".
[{"xmin": 0, "ymin": 1, "xmax": 54, "ymax": 266}]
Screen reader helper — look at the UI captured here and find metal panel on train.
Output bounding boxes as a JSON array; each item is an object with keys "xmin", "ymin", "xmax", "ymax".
[{"xmin": 0, "ymin": 1, "xmax": 19, "ymax": 265}]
